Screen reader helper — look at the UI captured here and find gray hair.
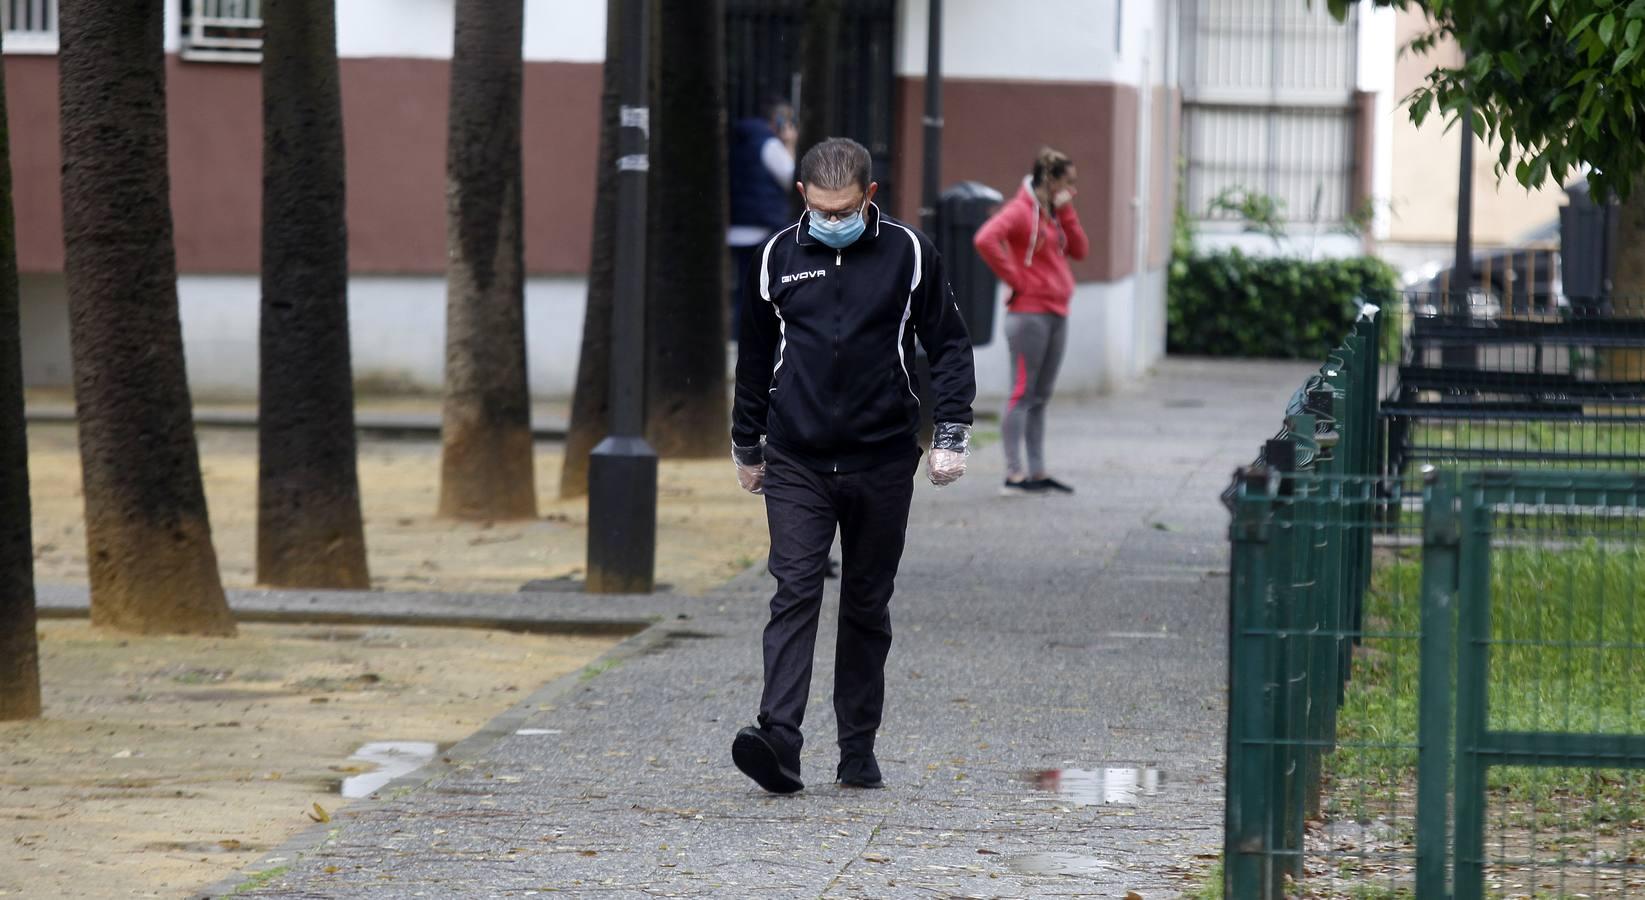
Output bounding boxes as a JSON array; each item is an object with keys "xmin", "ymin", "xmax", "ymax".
[{"xmin": 799, "ymin": 137, "xmax": 872, "ymax": 192}]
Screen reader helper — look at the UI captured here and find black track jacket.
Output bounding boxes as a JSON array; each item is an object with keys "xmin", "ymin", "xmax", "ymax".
[{"xmin": 732, "ymin": 204, "xmax": 976, "ymax": 473}]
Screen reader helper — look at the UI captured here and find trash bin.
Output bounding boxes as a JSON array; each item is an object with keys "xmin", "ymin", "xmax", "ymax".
[{"xmin": 935, "ymin": 181, "xmax": 1003, "ymax": 347}]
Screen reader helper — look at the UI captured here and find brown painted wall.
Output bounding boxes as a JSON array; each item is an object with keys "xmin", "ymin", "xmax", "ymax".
[
  {"xmin": 7, "ymin": 55, "xmax": 62, "ymax": 274},
  {"xmin": 894, "ymin": 76, "xmax": 1139, "ymax": 283},
  {"xmin": 4, "ymin": 54, "xmax": 599, "ymax": 276}
]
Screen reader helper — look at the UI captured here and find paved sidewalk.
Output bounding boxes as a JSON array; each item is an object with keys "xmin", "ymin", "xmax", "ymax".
[{"xmin": 194, "ymin": 358, "xmax": 1310, "ymax": 899}]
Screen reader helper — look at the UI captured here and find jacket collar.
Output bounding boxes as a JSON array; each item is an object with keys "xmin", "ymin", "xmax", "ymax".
[
  {"xmin": 1018, "ymin": 176, "xmax": 1049, "ymax": 221},
  {"xmin": 794, "ymin": 201, "xmax": 884, "ymax": 247}
]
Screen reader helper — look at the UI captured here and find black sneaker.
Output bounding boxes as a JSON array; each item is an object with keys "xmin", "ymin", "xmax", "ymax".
[
  {"xmin": 1028, "ymin": 476, "xmax": 1074, "ymax": 494},
  {"xmin": 732, "ymin": 726, "xmax": 804, "ymax": 794},
  {"xmin": 1001, "ymin": 478, "xmax": 1045, "ymax": 497},
  {"xmin": 837, "ymin": 752, "xmax": 883, "ymax": 788}
]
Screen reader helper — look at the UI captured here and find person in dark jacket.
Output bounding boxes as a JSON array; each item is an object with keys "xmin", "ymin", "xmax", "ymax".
[
  {"xmin": 727, "ymin": 101, "xmax": 798, "ymax": 336},
  {"xmin": 728, "ymin": 137, "xmax": 977, "ymax": 794}
]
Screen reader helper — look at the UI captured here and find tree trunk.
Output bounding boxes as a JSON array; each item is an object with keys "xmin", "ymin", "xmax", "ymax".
[
  {"xmin": 57, "ymin": 0, "xmax": 235, "ymax": 636},
  {"xmin": 257, "ymin": 0, "xmax": 370, "ymax": 587},
  {"xmin": 439, "ymin": 0, "xmax": 537, "ymax": 520},
  {"xmin": 644, "ymin": 0, "xmax": 729, "ymax": 458},
  {"xmin": 560, "ymin": 0, "xmax": 623, "ymax": 500},
  {"xmin": 798, "ymin": 0, "xmax": 843, "ymax": 161},
  {"xmin": 0, "ymin": 28, "xmax": 41, "ymax": 720}
]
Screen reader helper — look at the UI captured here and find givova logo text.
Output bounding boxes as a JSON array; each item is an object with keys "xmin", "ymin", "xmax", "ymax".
[{"xmin": 781, "ymin": 269, "xmax": 828, "ymax": 285}]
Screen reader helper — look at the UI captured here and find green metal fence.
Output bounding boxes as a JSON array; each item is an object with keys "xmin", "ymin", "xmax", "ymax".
[{"xmin": 1223, "ymin": 310, "xmax": 1645, "ymax": 899}]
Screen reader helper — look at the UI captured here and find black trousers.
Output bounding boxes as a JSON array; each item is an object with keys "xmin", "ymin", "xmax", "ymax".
[{"xmin": 758, "ymin": 447, "xmax": 919, "ymax": 757}]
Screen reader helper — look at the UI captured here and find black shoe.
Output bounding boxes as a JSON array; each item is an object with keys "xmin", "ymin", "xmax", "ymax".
[
  {"xmin": 1001, "ymin": 478, "xmax": 1046, "ymax": 497},
  {"xmin": 1027, "ymin": 476, "xmax": 1074, "ymax": 494},
  {"xmin": 732, "ymin": 726, "xmax": 804, "ymax": 794},
  {"xmin": 836, "ymin": 752, "xmax": 883, "ymax": 788}
]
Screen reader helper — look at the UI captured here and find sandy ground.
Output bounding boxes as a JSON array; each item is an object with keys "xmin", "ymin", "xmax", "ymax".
[
  {"xmin": 0, "ymin": 621, "xmax": 616, "ymax": 898},
  {"xmin": 25, "ymin": 422, "xmax": 771, "ymax": 595},
  {"xmin": 3, "ymin": 420, "xmax": 772, "ymax": 898}
]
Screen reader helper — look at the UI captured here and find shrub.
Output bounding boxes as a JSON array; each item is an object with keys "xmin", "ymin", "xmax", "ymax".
[{"xmin": 1167, "ymin": 248, "xmax": 1399, "ymax": 359}]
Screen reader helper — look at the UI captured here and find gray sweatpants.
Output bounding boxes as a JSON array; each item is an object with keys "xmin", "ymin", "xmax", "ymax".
[{"xmin": 1002, "ymin": 312, "xmax": 1068, "ymax": 478}]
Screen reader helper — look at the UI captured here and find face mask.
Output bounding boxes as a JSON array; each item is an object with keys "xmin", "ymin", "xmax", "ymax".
[{"xmin": 807, "ymin": 202, "xmax": 867, "ymax": 249}]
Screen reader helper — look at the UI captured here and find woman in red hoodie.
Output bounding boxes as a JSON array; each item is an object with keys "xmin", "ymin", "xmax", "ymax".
[{"xmin": 972, "ymin": 147, "xmax": 1088, "ymax": 494}]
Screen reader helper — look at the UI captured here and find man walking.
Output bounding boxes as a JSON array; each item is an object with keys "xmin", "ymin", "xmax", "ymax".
[{"xmin": 730, "ymin": 137, "xmax": 976, "ymax": 794}]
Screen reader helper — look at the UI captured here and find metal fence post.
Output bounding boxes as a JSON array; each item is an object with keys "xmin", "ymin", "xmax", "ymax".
[
  {"xmin": 1417, "ymin": 468, "xmax": 1460, "ymax": 899},
  {"xmin": 1226, "ymin": 467, "xmax": 1278, "ymax": 900},
  {"xmin": 1273, "ymin": 422, "xmax": 1313, "ymax": 886},
  {"xmin": 1452, "ymin": 474, "xmax": 1494, "ymax": 900}
]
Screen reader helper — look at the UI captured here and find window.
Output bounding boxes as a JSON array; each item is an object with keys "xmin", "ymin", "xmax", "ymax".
[
  {"xmin": 1180, "ymin": 0, "xmax": 1361, "ymax": 226},
  {"xmin": 181, "ymin": 0, "xmax": 262, "ymax": 62},
  {"xmin": 2, "ymin": 0, "xmax": 58, "ymax": 54}
]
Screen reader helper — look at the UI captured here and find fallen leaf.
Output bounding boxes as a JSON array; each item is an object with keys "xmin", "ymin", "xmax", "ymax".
[
  {"xmin": 324, "ymin": 865, "xmax": 339, "ymax": 874},
  {"xmin": 579, "ymin": 850, "xmax": 598, "ymax": 857},
  {"xmin": 308, "ymin": 802, "xmax": 331, "ymax": 823},
  {"xmin": 217, "ymin": 839, "xmax": 242, "ymax": 851},
  {"xmin": 977, "ymin": 848, "xmax": 999, "ymax": 855},
  {"xmin": 1126, "ymin": 892, "xmax": 1144, "ymax": 900}
]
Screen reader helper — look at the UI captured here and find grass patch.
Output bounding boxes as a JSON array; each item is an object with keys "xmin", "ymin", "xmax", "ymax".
[
  {"xmin": 227, "ymin": 865, "xmax": 289, "ymax": 895},
  {"xmin": 1316, "ymin": 541, "xmax": 1645, "ymax": 896},
  {"xmin": 578, "ymin": 658, "xmax": 622, "ymax": 682},
  {"xmin": 1184, "ymin": 860, "xmax": 1223, "ymax": 899},
  {"xmin": 1407, "ymin": 420, "xmax": 1645, "ymax": 467}
]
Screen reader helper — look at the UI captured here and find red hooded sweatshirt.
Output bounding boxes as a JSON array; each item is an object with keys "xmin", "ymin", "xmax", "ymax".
[{"xmin": 972, "ymin": 177, "xmax": 1090, "ymax": 317}]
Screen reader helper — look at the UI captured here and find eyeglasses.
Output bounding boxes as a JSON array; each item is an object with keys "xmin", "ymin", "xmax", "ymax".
[{"xmin": 806, "ymin": 195, "xmax": 867, "ymax": 222}]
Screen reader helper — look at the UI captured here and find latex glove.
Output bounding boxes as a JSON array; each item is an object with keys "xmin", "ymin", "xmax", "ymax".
[
  {"xmin": 733, "ymin": 442, "xmax": 766, "ymax": 495},
  {"xmin": 927, "ymin": 422, "xmax": 972, "ymax": 487}
]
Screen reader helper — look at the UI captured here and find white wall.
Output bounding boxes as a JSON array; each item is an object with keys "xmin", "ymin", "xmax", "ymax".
[
  {"xmin": 1192, "ymin": 228, "xmax": 1366, "ymax": 261},
  {"xmin": 1357, "ymin": 4, "xmax": 1397, "ymax": 242},
  {"xmin": 156, "ymin": 0, "xmax": 605, "ymax": 62},
  {"xmin": 898, "ymin": 0, "xmax": 1154, "ymax": 86},
  {"xmin": 19, "ymin": 274, "xmax": 590, "ymax": 401},
  {"xmin": 971, "ymin": 271, "xmax": 1166, "ymax": 403},
  {"xmin": 18, "ymin": 274, "xmax": 72, "ymax": 386}
]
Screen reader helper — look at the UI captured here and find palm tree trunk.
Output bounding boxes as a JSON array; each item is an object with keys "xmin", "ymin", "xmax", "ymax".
[
  {"xmin": 644, "ymin": 0, "xmax": 729, "ymax": 459},
  {"xmin": 561, "ymin": 0, "xmax": 623, "ymax": 500},
  {"xmin": 0, "ymin": 28, "xmax": 41, "ymax": 720},
  {"xmin": 57, "ymin": 0, "xmax": 235, "ymax": 636},
  {"xmin": 439, "ymin": 0, "xmax": 537, "ymax": 520},
  {"xmin": 257, "ymin": 0, "xmax": 370, "ymax": 587}
]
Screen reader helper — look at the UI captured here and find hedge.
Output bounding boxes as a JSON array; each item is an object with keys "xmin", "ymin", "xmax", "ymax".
[{"xmin": 1166, "ymin": 249, "xmax": 1399, "ymax": 359}]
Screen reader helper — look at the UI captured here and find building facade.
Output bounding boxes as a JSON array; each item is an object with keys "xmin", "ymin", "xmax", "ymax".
[{"xmin": 5, "ymin": 0, "xmax": 1177, "ymax": 402}]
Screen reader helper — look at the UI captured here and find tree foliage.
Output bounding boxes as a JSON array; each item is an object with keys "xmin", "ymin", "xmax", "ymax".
[{"xmin": 1338, "ymin": 0, "xmax": 1645, "ymax": 199}]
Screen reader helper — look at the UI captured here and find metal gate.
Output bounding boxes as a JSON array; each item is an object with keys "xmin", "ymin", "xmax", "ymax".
[{"xmin": 724, "ymin": 0, "xmax": 899, "ymax": 210}]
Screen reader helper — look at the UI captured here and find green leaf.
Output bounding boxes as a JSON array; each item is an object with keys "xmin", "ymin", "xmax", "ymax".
[
  {"xmin": 1628, "ymin": 19, "xmax": 1643, "ymax": 49},
  {"xmin": 1410, "ymin": 90, "xmax": 1434, "ymax": 126},
  {"xmin": 1628, "ymin": 0, "xmax": 1645, "ymax": 20},
  {"xmin": 1571, "ymin": 12, "xmax": 1600, "ymax": 37},
  {"xmin": 1614, "ymin": 43, "xmax": 1642, "ymax": 73},
  {"xmin": 1515, "ymin": 159, "xmax": 1533, "ymax": 185},
  {"xmin": 1599, "ymin": 13, "xmax": 1617, "ymax": 47}
]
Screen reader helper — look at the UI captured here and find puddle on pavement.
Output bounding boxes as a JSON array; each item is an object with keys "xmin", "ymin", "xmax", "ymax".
[
  {"xmin": 1008, "ymin": 851, "xmax": 1121, "ymax": 876},
  {"xmin": 338, "ymin": 741, "xmax": 437, "ymax": 798},
  {"xmin": 1028, "ymin": 767, "xmax": 1165, "ymax": 806}
]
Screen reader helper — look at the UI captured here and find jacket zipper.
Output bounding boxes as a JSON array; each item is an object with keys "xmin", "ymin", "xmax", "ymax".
[{"xmin": 831, "ymin": 248, "xmax": 843, "ymax": 472}]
